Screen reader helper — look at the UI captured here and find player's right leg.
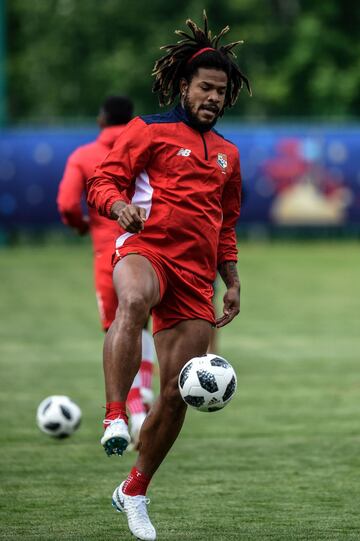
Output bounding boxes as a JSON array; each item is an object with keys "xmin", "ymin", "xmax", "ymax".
[{"xmin": 101, "ymin": 254, "xmax": 160, "ymax": 456}]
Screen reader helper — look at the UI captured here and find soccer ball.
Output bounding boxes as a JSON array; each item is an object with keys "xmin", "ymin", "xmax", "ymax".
[
  {"xmin": 36, "ymin": 395, "xmax": 82, "ymax": 438},
  {"xmin": 178, "ymin": 354, "xmax": 237, "ymax": 412}
]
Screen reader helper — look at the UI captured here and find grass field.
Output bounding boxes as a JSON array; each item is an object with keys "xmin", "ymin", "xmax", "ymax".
[{"xmin": 0, "ymin": 240, "xmax": 359, "ymax": 540}]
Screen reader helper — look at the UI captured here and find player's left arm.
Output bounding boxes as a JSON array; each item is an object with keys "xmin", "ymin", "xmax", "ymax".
[
  {"xmin": 57, "ymin": 149, "xmax": 89, "ymax": 235},
  {"xmin": 216, "ymin": 151, "xmax": 242, "ymax": 328},
  {"xmin": 216, "ymin": 260, "xmax": 240, "ymax": 328}
]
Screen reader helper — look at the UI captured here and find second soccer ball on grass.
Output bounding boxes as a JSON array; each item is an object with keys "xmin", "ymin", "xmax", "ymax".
[
  {"xmin": 178, "ymin": 354, "xmax": 237, "ymax": 412},
  {"xmin": 36, "ymin": 395, "xmax": 82, "ymax": 438}
]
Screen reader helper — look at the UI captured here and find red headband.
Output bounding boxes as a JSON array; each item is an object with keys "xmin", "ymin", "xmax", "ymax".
[{"xmin": 187, "ymin": 47, "xmax": 215, "ymax": 64}]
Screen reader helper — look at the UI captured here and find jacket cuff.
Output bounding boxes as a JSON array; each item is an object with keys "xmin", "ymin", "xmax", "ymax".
[{"xmin": 104, "ymin": 195, "xmax": 129, "ymax": 218}]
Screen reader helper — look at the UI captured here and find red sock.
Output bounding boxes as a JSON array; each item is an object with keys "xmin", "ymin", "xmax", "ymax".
[
  {"xmin": 140, "ymin": 360, "xmax": 153, "ymax": 390},
  {"xmin": 104, "ymin": 401, "xmax": 128, "ymax": 429},
  {"xmin": 122, "ymin": 467, "xmax": 151, "ymax": 496},
  {"xmin": 127, "ymin": 387, "xmax": 146, "ymax": 415}
]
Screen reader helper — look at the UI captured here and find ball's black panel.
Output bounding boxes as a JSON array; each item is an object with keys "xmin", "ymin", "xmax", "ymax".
[
  {"xmin": 197, "ymin": 370, "xmax": 218, "ymax": 393},
  {"xmin": 44, "ymin": 422, "xmax": 61, "ymax": 431},
  {"xmin": 60, "ymin": 405, "xmax": 72, "ymax": 420},
  {"xmin": 56, "ymin": 432, "xmax": 70, "ymax": 439},
  {"xmin": 210, "ymin": 357, "xmax": 229, "ymax": 369},
  {"xmin": 42, "ymin": 399, "xmax": 52, "ymax": 415},
  {"xmin": 184, "ymin": 395, "xmax": 205, "ymax": 407},
  {"xmin": 207, "ymin": 406, "xmax": 223, "ymax": 412},
  {"xmin": 222, "ymin": 375, "xmax": 236, "ymax": 402},
  {"xmin": 179, "ymin": 362, "xmax": 192, "ymax": 389}
]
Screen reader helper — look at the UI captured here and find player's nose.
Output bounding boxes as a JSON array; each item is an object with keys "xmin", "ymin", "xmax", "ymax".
[{"xmin": 208, "ymin": 89, "xmax": 221, "ymax": 102}]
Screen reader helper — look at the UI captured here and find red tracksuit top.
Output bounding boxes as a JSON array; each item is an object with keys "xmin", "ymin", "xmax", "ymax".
[
  {"xmin": 87, "ymin": 105, "xmax": 241, "ymax": 283},
  {"xmin": 57, "ymin": 126, "xmax": 125, "ymax": 249}
]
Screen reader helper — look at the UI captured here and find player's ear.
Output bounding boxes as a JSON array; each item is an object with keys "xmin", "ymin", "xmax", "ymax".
[{"xmin": 179, "ymin": 78, "xmax": 188, "ymax": 98}]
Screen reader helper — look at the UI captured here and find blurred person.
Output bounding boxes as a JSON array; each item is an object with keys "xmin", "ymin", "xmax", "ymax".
[
  {"xmin": 57, "ymin": 96, "xmax": 155, "ymax": 448},
  {"xmin": 87, "ymin": 13, "xmax": 250, "ymax": 541}
]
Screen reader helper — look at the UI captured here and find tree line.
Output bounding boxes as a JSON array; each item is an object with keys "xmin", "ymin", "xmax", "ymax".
[{"xmin": 7, "ymin": 0, "xmax": 360, "ymax": 123}]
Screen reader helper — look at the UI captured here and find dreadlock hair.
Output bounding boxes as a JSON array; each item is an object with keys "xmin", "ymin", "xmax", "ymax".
[{"xmin": 152, "ymin": 10, "xmax": 251, "ymax": 109}]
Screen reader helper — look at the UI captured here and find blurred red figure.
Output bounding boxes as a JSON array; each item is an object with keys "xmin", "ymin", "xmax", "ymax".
[{"xmin": 57, "ymin": 96, "xmax": 155, "ymax": 447}]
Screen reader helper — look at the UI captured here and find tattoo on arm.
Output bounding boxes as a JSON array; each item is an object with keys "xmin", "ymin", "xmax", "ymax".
[{"xmin": 218, "ymin": 261, "xmax": 240, "ymax": 290}]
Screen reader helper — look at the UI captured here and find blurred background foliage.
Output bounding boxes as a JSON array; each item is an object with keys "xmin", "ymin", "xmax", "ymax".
[{"xmin": 6, "ymin": 0, "xmax": 360, "ymax": 123}]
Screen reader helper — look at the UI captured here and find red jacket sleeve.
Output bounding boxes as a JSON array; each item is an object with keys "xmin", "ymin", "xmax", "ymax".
[
  {"xmin": 57, "ymin": 148, "xmax": 86, "ymax": 229},
  {"xmin": 87, "ymin": 117, "xmax": 152, "ymax": 218},
  {"xmin": 217, "ymin": 151, "xmax": 241, "ymax": 266}
]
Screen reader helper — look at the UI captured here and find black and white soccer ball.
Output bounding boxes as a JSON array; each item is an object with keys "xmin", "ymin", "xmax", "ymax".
[
  {"xmin": 178, "ymin": 354, "xmax": 237, "ymax": 412},
  {"xmin": 36, "ymin": 395, "xmax": 82, "ymax": 438}
]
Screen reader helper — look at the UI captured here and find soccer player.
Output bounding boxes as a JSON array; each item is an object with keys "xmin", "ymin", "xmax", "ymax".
[
  {"xmin": 57, "ymin": 96, "xmax": 155, "ymax": 447},
  {"xmin": 87, "ymin": 13, "xmax": 250, "ymax": 541}
]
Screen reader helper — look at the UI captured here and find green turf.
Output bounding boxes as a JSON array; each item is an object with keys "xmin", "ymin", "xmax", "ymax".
[{"xmin": 0, "ymin": 240, "xmax": 359, "ymax": 540}]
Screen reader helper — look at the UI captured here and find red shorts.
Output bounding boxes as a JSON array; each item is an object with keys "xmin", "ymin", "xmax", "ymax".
[
  {"xmin": 113, "ymin": 247, "xmax": 215, "ymax": 335},
  {"xmin": 94, "ymin": 245, "xmax": 118, "ymax": 331}
]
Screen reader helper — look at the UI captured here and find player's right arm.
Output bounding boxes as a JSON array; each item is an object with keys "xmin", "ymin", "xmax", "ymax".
[
  {"xmin": 57, "ymin": 149, "xmax": 89, "ymax": 235},
  {"xmin": 87, "ymin": 118, "xmax": 151, "ymax": 233}
]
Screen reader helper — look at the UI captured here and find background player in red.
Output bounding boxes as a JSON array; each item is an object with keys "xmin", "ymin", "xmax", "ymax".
[
  {"xmin": 57, "ymin": 96, "xmax": 155, "ymax": 447},
  {"xmin": 88, "ymin": 13, "xmax": 250, "ymax": 541}
]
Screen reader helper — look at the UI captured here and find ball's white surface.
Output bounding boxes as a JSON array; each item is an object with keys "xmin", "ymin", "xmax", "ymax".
[
  {"xmin": 178, "ymin": 354, "xmax": 237, "ymax": 412},
  {"xmin": 36, "ymin": 395, "xmax": 82, "ymax": 438}
]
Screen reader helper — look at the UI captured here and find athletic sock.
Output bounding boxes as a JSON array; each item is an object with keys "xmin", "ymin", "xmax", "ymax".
[
  {"xmin": 104, "ymin": 401, "xmax": 128, "ymax": 429},
  {"xmin": 140, "ymin": 360, "xmax": 154, "ymax": 391},
  {"xmin": 127, "ymin": 387, "xmax": 146, "ymax": 416},
  {"xmin": 122, "ymin": 467, "xmax": 151, "ymax": 496},
  {"xmin": 141, "ymin": 328, "xmax": 154, "ymax": 392}
]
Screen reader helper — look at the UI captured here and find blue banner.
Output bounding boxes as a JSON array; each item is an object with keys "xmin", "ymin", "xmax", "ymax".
[{"xmin": 0, "ymin": 124, "xmax": 359, "ymax": 229}]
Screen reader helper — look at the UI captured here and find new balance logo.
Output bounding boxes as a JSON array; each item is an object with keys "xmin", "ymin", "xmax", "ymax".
[{"xmin": 177, "ymin": 148, "xmax": 192, "ymax": 157}]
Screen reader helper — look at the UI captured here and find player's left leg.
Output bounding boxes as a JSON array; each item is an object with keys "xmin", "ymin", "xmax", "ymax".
[
  {"xmin": 112, "ymin": 319, "xmax": 211, "ymax": 540},
  {"xmin": 136, "ymin": 319, "xmax": 212, "ymax": 476}
]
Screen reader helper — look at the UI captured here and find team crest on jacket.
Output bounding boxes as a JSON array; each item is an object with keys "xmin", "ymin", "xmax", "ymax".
[{"xmin": 217, "ymin": 153, "xmax": 228, "ymax": 169}]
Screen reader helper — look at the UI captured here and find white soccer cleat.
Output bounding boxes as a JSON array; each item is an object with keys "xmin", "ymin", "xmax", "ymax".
[
  {"xmin": 112, "ymin": 482, "xmax": 156, "ymax": 541},
  {"xmin": 101, "ymin": 418, "xmax": 131, "ymax": 456}
]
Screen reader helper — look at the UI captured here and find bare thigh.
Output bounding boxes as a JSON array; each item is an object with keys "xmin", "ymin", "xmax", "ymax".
[
  {"xmin": 134, "ymin": 319, "xmax": 212, "ymax": 475},
  {"xmin": 154, "ymin": 319, "xmax": 213, "ymax": 396},
  {"xmin": 113, "ymin": 254, "xmax": 161, "ymax": 310}
]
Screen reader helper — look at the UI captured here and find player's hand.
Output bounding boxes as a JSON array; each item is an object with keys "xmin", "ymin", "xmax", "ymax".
[
  {"xmin": 63, "ymin": 212, "xmax": 89, "ymax": 236},
  {"xmin": 111, "ymin": 201, "xmax": 146, "ymax": 233},
  {"xmin": 215, "ymin": 286, "xmax": 240, "ymax": 328},
  {"xmin": 76, "ymin": 216, "xmax": 90, "ymax": 236}
]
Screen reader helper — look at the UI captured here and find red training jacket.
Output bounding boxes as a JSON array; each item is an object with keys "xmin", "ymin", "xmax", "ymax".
[
  {"xmin": 57, "ymin": 126, "xmax": 125, "ymax": 249},
  {"xmin": 87, "ymin": 105, "xmax": 242, "ymax": 282}
]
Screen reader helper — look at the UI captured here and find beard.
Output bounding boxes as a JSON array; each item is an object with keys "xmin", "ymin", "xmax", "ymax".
[{"xmin": 183, "ymin": 93, "xmax": 221, "ymax": 132}]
